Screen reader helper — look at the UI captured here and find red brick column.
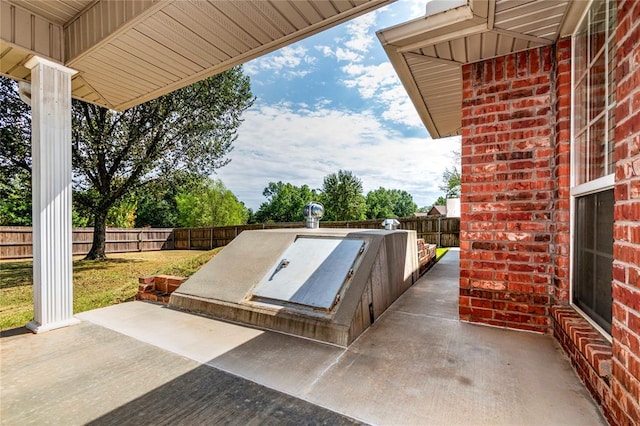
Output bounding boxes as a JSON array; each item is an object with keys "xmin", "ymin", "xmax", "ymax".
[
  {"xmin": 553, "ymin": 38, "xmax": 572, "ymax": 304},
  {"xmin": 459, "ymin": 46, "xmax": 557, "ymax": 333},
  {"xmin": 610, "ymin": 0, "xmax": 640, "ymax": 423}
]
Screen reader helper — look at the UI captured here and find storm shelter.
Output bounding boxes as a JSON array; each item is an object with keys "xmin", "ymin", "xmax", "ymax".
[{"xmin": 170, "ymin": 228, "xmax": 418, "ymax": 346}]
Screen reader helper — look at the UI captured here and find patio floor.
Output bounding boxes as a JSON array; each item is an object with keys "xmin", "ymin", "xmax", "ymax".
[{"xmin": 1, "ymin": 249, "xmax": 606, "ymax": 425}]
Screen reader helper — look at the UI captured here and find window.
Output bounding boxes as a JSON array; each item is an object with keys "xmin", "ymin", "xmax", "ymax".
[
  {"xmin": 573, "ymin": 190, "xmax": 614, "ymax": 333},
  {"xmin": 571, "ymin": 0, "xmax": 616, "ymax": 335}
]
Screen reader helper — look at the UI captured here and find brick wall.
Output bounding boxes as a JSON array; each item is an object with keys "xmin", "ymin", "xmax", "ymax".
[
  {"xmin": 459, "ymin": 46, "xmax": 558, "ymax": 333},
  {"xmin": 610, "ymin": 0, "xmax": 640, "ymax": 423},
  {"xmin": 458, "ymin": 1, "xmax": 639, "ymax": 422}
]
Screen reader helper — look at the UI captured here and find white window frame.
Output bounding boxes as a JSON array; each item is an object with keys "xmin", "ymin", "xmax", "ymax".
[{"xmin": 569, "ymin": 0, "xmax": 615, "ymax": 341}]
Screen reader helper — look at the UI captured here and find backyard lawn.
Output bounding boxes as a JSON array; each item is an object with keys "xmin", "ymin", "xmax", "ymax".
[
  {"xmin": 1, "ymin": 246, "xmax": 451, "ymax": 331},
  {"xmin": 435, "ymin": 247, "xmax": 449, "ymax": 261},
  {"xmin": 0, "ymin": 249, "xmax": 221, "ymax": 331}
]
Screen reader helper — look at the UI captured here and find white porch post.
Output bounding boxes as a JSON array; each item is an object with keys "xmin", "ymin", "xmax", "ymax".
[{"xmin": 24, "ymin": 56, "xmax": 80, "ymax": 333}]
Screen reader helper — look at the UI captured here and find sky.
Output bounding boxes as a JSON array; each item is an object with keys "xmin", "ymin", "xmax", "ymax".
[{"xmin": 215, "ymin": 0, "xmax": 461, "ymax": 211}]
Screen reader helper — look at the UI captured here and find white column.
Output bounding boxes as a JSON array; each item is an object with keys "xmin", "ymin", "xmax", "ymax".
[{"xmin": 24, "ymin": 56, "xmax": 80, "ymax": 333}]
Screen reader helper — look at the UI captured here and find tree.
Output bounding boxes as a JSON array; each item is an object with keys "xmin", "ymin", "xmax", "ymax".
[
  {"xmin": 134, "ymin": 171, "xmax": 207, "ymax": 228},
  {"xmin": 0, "ymin": 78, "xmax": 32, "ymax": 226},
  {"xmin": 175, "ymin": 178, "xmax": 248, "ymax": 227},
  {"xmin": 0, "ymin": 170, "xmax": 31, "ymax": 226},
  {"xmin": 433, "ymin": 196, "xmax": 447, "ymax": 207},
  {"xmin": 0, "ymin": 78, "xmax": 31, "ymax": 182},
  {"xmin": 72, "ymin": 67, "xmax": 253, "ymax": 259},
  {"xmin": 1, "ymin": 71, "xmax": 253, "ymax": 258},
  {"xmin": 390, "ymin": 189, "xmax": 417, "ymax": 218},
  {"xmin": 365, "ymin": 187, "xmax": 417, "ymax": 219},
  {"xmin": 439, "ymin": 150, "xmax": 461, "ymax": 198},
  {"xmin": 105, "ymin": 195, "xmax": 137, "ymax": 228},
  {"xmin": 320, "ymin": 170, "xmax": 367, "ymax": 221},
  {"xmin": 254, "ymin": 181, "xmax": 318, "ymax": 223}
]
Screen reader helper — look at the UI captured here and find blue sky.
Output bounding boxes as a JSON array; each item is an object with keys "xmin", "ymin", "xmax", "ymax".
[{"xmin": 215, "ymin": 0, "xmax": 461, "ymax": 211}]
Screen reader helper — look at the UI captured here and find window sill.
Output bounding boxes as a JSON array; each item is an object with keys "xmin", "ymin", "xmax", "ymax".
[{"xmin": 551, "ymin": 305, "xmax": 612, "ymax": 380}]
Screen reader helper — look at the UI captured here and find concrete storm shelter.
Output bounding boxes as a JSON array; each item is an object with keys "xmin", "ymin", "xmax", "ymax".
[
  {"xmin": 379, "ymin": 0, "xmax": 640, "ymax": 423},
  {"xmin": 0, "ymin": 0, "xmax": 393, "ymax": 332},
  {"xmin": 171, "ymin": 227, "xmax": 419, "ymax": 346}
]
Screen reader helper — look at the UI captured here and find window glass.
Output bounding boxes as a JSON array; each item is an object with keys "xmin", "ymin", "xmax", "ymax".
[
  {"xmin": 575, "ymin": 76, "xmax": 588, "ymax": 131},
  {"xmin": 588, "ymin": 116, "xmax": 607, "ymax": 180},
  {"xmin": 589, "ymin": 52, "xmax": 606, "ymax": 121},
  {"xmin": 575, "ymin": 132, "xmax": 588, "ymax": 185},
  {"xmin": 573, "ymin": 190, "xmax": 614, "ymax": 334},
  {"xmin": 573, "ymin": 0, "xmax": 615, "ymax": 186},
  {"xmin": 590, "ymin": 1, "xmax": 607, "ymax": 63},
  {"xmin": 572, "ymin": 0, "xmax": 616, "ymax": 335},
  {"xmin": 574, "ymin": 18, "xmax": 588, "ymax": 83}
]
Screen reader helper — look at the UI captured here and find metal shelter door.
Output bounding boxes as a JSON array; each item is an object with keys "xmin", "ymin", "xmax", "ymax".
[{"xmin": 252, "ymin": 237, "xmax": 365, "ymax": 310}]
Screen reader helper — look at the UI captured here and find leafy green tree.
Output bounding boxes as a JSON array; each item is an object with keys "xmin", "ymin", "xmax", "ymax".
[
  {"xmin": 439, "ymin": 150, "xmax": 461, "ymax": 198},
  {"xmin": 246, "ymin": 208, "xmax": 257, "ymax": 224},
  {"xmin": 1, "ymin": 71, "xmax": 253, "ymax": 258},
  {"xmin": 0, "ymin": 171, "xmax": 31, "ymax": 226},
  {"xmin": 175, "ymin": 178, "xmax": 248, "ymax": 227},
  {"xmin": 0, "ymin": 78, "xmax": 30, "ymax": 183},
  {"xmin": 255, "ymin": 181, "xmax": 317, "ymax": 223},
  {"xmin": 106, "ymin": 195, "xmax": 137, "ymax": 228},
  {"xmin": 71, "ymin": 67, "xmax": 253, "ymax": 259},
  {"xmin": 72, "ymin": 207, "xmax": 90, "ymax": 227},
  {"xmin": 0, "ymin": 78, "xmax": 31, "ymax": 226},
  {"xmin": 392, "ymin": 190, "xmax": 418, "ymax": 217},
  {"xmin": 365, "ymin": 187, "xmax": 417, "ymax": 219},
  {"xmin": 134, "ymin": 171, "xmax": 206, "ymax": 228},
  {"xmin": 365, "ymin": 187, "xmax": 394, "ymax": 219},
  {"xmin": 320, "ymin": 170, "xmax": 367, "ymax": 221},
  {"xmin": 433, "ymin": 196, "xmax": 447, "ymax": 207}
]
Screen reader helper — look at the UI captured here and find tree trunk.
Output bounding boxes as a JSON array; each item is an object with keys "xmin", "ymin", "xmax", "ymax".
[{"xmin": 85, "ymin": 209, "xmax": 108, "ymax": 260}]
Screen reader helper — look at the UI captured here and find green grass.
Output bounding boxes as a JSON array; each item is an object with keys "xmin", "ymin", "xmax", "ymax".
[
  {"xmin": 0, "ymin": 249, "xmax": 222, "ymax": 331},
  {"xmin": 435, "ymin": 247, "xmax": 449, "ymax": 261}
]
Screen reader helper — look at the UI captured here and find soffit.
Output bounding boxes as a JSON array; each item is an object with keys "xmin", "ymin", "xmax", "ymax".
[
  {"xmin": 1, "ymin": 0, "xmax": 393, "ymax": 110},
  {"xmin": 9, "ymin": 0, "xmax": 93, "ymax": 25},
  {"xmin": 377, "ymin": 0, "xmax": 588, "ymax": 139}
]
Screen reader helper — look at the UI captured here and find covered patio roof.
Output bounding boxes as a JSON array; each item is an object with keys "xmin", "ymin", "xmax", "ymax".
[
  {"xmin": 377, "ymin": 0, "xmax": 588, "ymax": 139},
  {"xmin": 0, "ymin": 0, "xmax": 395, "ymax": 334},
  {"xmin": 1, "ymin": 0, "xmax": 392, "ymax": 111}
]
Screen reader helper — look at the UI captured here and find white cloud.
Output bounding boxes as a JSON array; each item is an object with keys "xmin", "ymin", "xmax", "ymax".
[
  {"xmin": 315, "ymin": 45, "xmax": 334, "ymax": 58},
  {"xmin": 307, "ymin": 3, "xmax": 424, "ymax": 129},
  {"xmin": 408, "ymin": 0, "xmax": 428, "ymax": 18},
  {"xmin": 340, "ymin": 61, "xmax": 422, "ymax": 127},
  {"xmin": 316, "ymin": 9, "xmax": 378, "ymax": 63},
  {"xmin": 335, "ymin": 47, "xmax": 363, "ymax": 62},
  {"xmin": 244, "ymin": 45, "xmax": 316, "ymax": 78},
  {"xmin": 378, "ymin": 0, "xmax": 428, "ymax": 21},
  {"xmin": 343, "ymin": 11, "xmax": 378, "ymax": 53},
  {"xmin": 215, "ymin": 102, "xmax": 459, "ymax": 210},
  {"xmin": 341, "ymin": 62, "xmax": 397, "ymax": 98}
]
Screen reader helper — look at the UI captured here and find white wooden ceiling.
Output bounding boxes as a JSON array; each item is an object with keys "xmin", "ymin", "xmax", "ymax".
[
  {"xmin": 377, "ymin": 0, "xmax": 588, "ymax": 139},
  {"xmin": 1, "ymin": 0, "xmax": 392, "ymax": 110}
]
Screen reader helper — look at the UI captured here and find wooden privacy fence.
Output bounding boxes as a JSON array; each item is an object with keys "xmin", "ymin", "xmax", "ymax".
[
  {"xmin": 0, "ymin": 227, "xmax": 174, "ymax": 260},
  {"xmin": 0, "ymin": 217, "xmax": 459, "ymax": 259},
  {"xmin": 174, "ymin": 216, "xmax": 460, "ymax": 251}
]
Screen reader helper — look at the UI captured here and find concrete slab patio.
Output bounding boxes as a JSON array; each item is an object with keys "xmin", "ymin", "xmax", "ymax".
[{"xmin": 1, "ymin": 249, "xmax": 606, "ymax": 425}]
